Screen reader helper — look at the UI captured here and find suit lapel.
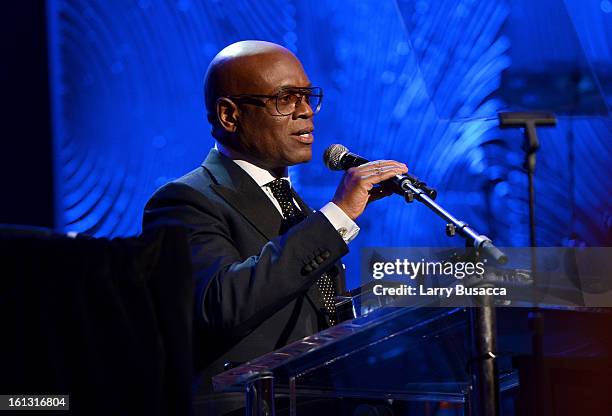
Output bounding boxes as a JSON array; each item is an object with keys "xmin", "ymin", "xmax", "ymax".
[
  {"xmin": 291, "ymin": 189, "xmax": 314, "ymax": 217},
  {"xmin": 203, "ymin": 149, "xmax": 344, "ymax": 325},
  {"xmin": 203, "ymin": 149, "xmax": 283, "ymax": 241}
]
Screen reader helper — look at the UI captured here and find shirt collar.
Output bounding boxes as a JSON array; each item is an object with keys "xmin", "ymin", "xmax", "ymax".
[{"xmin": 216, "ymin": 142, "xmax": 290, "ymax": 187}]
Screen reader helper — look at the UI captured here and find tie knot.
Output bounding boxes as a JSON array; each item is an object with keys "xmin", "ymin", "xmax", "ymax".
[
  {"xmin": 266, "ymin": 178, "xmax": 292, "ymax": 199},
  {"xmin": 265, "ymin": 178, "xmax": 303, "ymax": 224}
]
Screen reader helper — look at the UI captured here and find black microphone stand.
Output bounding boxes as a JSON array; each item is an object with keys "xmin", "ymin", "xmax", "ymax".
[
  {"xmin": 399, "ymin": 179, "xmax": 507, "ymax": 265},
  {"xmin": 498, "ymin": 111, "xmax": 557, "ymax": 416},
  {"xmin": 399, "ymin": 174, "xmax": 506, "ymax": 416}
]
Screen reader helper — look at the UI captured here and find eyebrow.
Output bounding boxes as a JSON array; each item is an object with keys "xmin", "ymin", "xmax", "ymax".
[{"xmin": 279, "ymin": 82, "xmax": 313, "ymax": 89}]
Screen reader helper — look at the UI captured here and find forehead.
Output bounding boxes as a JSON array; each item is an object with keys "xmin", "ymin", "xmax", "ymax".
[{"xmin": 236, "ymin": 52, "xmax": 311, "ymax": 93}]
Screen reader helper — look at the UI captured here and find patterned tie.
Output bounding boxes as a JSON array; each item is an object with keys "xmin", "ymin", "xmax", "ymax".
[{"xmin": 266, "ymin": 178, "xmax": 337, "ymax": 326}]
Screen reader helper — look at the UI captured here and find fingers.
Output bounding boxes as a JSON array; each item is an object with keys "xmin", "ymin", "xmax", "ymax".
[
  {"xmin": 332, "ymin": 160, "xmax": 408, "ymax": 220},
  {"xmin": 344, "ymin": 160, "xmax": 408, "ymax": 189},
  {"xmin": 354, "ymin": 160, "xmax": 407, "ymax": 174},
  {"xmin": 367, "ymin": 185, "xmax": 394, "ymax": 203},
  {"xmin": 353, "ymin": 161, "xmax": 406, "ymax": 179},
  {"xmin": 361, "ymin": 168, "xmax": 402, "ymax": 184}
]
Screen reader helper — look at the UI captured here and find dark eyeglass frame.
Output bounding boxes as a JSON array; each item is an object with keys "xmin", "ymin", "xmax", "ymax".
[{"xmin": 225, "ymin": 86, "xmax": 323, "ymax": 116}]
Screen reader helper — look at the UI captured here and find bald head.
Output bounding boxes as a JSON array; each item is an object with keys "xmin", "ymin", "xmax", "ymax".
[
  {"xmin": 204, "ymin": 40, "xmax": 304, "ymax": 126},
  {"xmin": 203, "ymin": 40, "xmax": 315, "ymax": 171}
]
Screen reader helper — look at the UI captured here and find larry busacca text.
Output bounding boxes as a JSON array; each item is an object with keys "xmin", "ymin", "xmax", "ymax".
[{"xmin": 370, "ymin": 258, "xmax": 507, "ymax": 298}]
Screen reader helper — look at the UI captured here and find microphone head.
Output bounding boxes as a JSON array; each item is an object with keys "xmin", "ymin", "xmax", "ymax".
[{"xmin": 323, "ymin": 144, "xmax": 349, "ymax": 170}]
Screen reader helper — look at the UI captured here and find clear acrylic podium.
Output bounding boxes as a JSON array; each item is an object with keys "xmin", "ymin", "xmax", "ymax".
[{"xmin": 212, "ymin": 283, "xmax": 611, "ymax": 416}]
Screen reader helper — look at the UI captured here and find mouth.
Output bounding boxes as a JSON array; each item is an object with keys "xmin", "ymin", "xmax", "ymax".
[{"xmin": 291, "ymin": 127, "xmax": 314, "ymax": 144}]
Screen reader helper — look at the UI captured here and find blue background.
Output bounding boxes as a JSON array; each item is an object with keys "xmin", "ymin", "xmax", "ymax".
[{"xmin": 47, "ymin": 0, "xmax": 611, "ymax": 289}]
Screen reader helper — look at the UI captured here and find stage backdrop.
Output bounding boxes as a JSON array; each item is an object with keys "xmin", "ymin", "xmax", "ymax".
[{"xmin": 48, "ymin": 0, "xmax": 611, "ymax": 288}]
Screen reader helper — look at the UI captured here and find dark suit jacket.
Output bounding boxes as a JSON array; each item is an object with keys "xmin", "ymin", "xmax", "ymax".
[{"xmin": 143, "ymin": 148, "xmax": 348, "ymax": 394}]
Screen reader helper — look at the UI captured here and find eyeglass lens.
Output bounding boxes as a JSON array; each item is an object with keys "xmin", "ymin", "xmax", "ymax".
[{"xmin": 276, "ymin": 88, "xmax": 322, "ymax": 115}]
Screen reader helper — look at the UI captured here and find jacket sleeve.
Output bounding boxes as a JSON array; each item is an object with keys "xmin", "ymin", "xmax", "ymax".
[{"xmin": 143, "ymin": 182, "xmax": 349, "ymax": 338}]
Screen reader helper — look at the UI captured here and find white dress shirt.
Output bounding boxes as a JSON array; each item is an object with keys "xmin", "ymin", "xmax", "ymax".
[{"xmin": 216, "ymin": 143, "xmax": 360, "ymax": 243}]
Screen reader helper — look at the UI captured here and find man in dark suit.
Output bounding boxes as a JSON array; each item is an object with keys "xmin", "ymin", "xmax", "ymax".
[{"xmin": 143, "ymin": 40, "xmax": 407, "ymax": 414}]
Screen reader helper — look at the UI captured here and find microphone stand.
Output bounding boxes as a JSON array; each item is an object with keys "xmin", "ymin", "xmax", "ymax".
[
  {"xmin": 399, "ymin": 177, "xmax": 506, "ymax": 416},
  {"xmin": 399, "ymin": 179, "xmax": 507, "ymax": 264},
  {"xmin": 498, "ymin": 111, "xmax": 557, "ymax": 416}
]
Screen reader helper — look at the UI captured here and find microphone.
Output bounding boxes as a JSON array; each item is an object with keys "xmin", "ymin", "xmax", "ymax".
[{"xmin": 323, "ymin": 144, "xmax": 437, "ymax": 200}]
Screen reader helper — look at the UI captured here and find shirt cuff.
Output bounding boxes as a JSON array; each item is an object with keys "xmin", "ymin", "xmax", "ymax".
[{"xmin": 319, "ymin": 202, "xmax": 360, "ymax": 244}]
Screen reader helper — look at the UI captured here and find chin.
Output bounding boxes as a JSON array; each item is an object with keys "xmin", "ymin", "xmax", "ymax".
[{"xmin": 289, "ymin": 149, "xmax": 312, "ymax": 165}]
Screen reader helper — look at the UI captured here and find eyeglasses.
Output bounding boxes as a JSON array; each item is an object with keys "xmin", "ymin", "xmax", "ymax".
[{"xmin": 226, "ymin": 86, "xmax": 323, "ymax": 116}]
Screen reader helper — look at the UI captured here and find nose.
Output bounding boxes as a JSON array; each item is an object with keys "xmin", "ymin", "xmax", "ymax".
[{"xmin": 293, "ymin": 97, "xmax": 314, "ymax": 119}]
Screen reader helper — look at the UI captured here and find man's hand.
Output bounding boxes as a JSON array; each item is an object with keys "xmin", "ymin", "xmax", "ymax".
[{"xmin": 332, "ymin": 160, "xmax": 408, "ymax": 221}]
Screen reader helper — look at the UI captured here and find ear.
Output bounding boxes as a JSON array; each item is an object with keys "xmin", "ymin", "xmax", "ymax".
[{"xmin": 216, "ymin": 97, "xmax": 239, "ymax": 133}]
